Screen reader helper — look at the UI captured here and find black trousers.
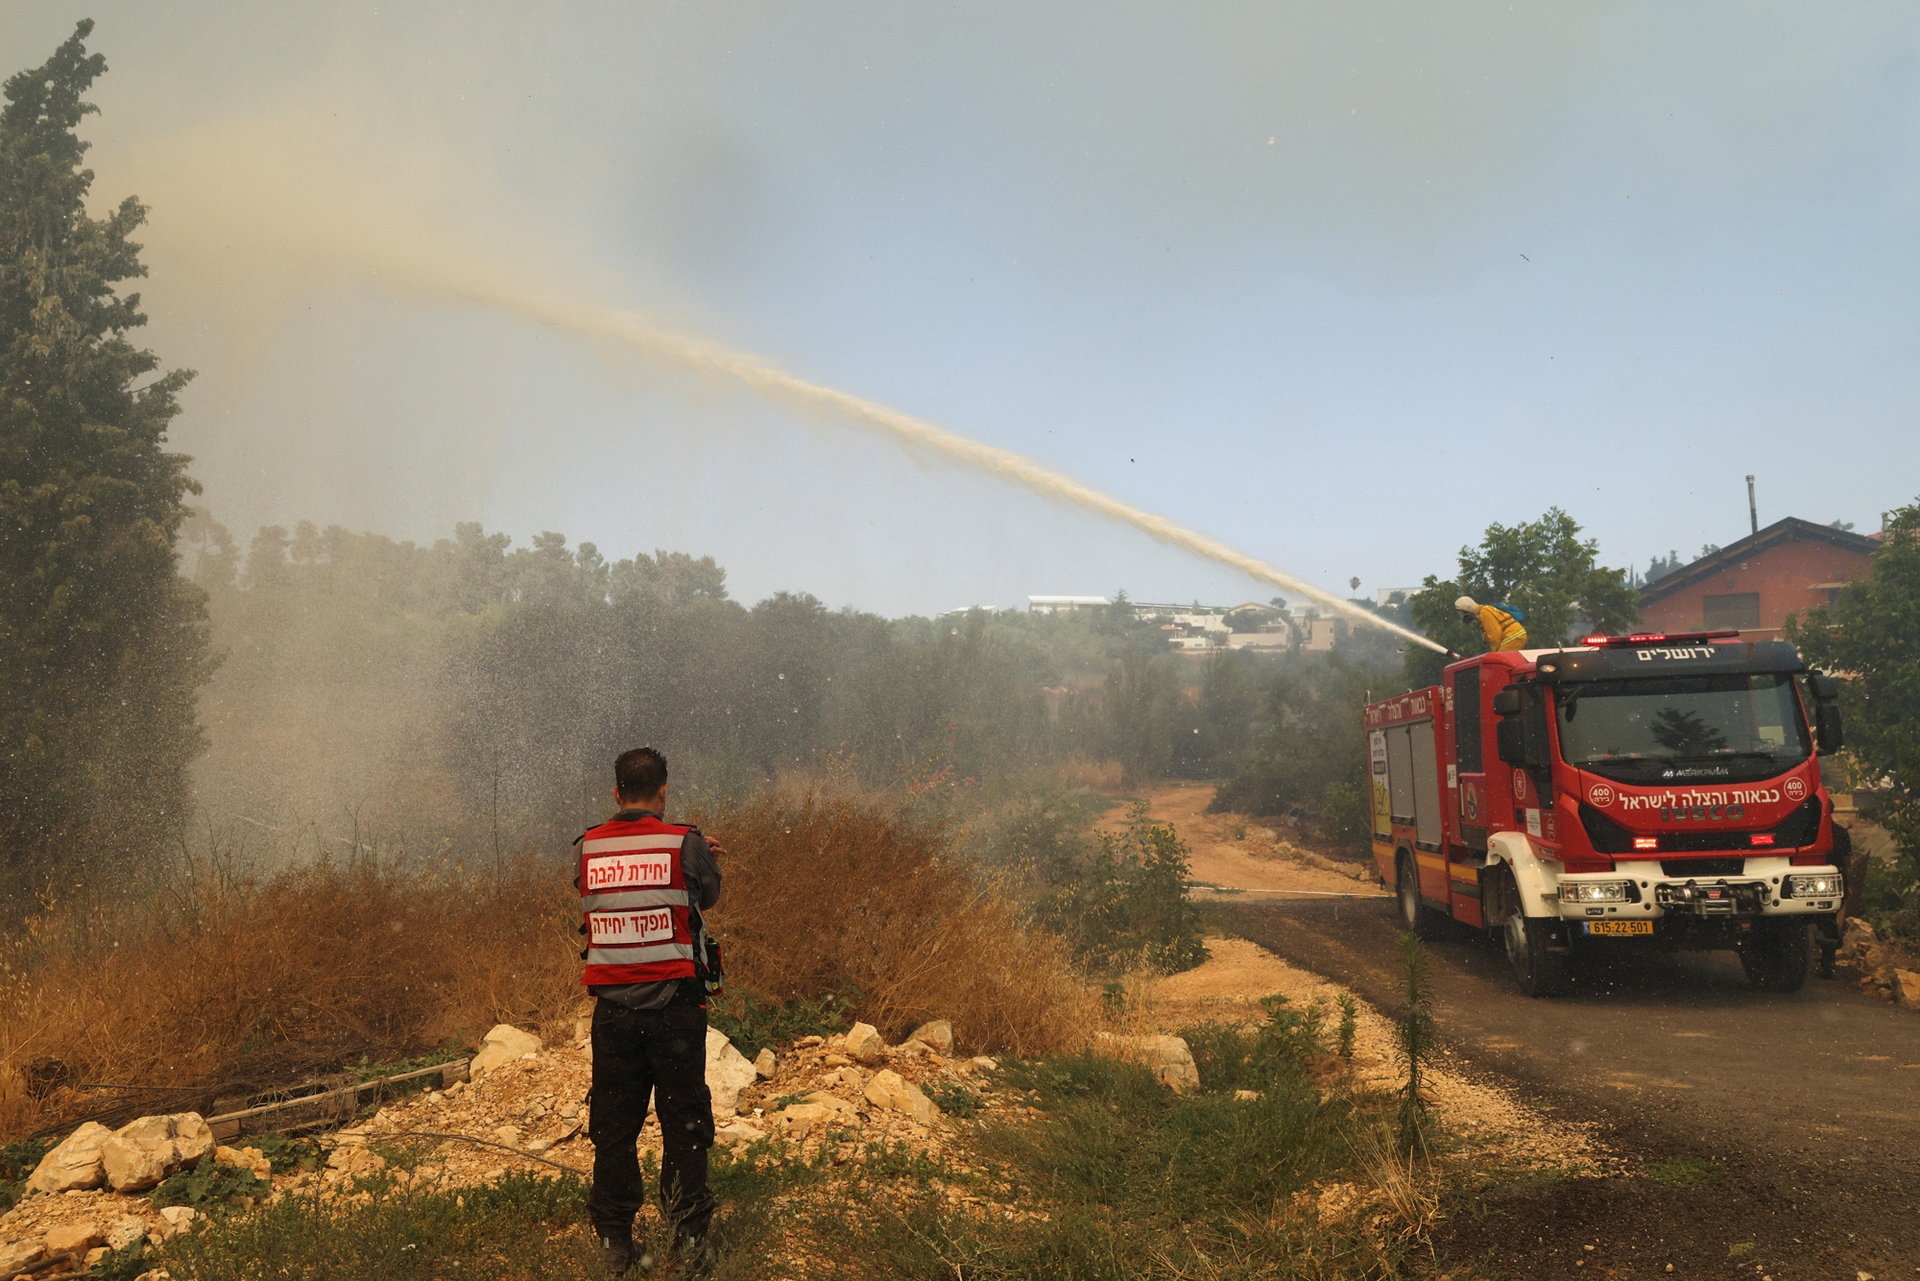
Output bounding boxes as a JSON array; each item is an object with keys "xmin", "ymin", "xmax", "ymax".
[{"xmin": 587, "ymin": 998, "xmax": 716, "ymax": 1240}]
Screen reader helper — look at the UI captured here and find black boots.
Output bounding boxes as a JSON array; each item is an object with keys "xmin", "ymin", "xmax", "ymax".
[
  {"xmin": 674, "ymin": 1232, "xmax": 718, "ymax": 1279},
  {"xmin": 598, "ymin": 1232, "xmax": 634, "ymax": 1276}
]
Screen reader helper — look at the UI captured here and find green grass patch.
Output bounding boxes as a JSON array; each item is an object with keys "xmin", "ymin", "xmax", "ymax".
[
  {"xmin": 1180, "ymin": 993, "xmax": 1330, "ymax": 1095},
  {"xmin": 149, "ymin": 1156, "xmax": 270, "ymax": 1211},
  {"xmin": 709, "ymin": 985, "xmax": 860, "ymax": 1059},
  {"xmin": 790, "ymin": 1050, "xmax": 1399, "ymax": 1280},
  {"xmin": 924, "ymin": 1081, "xmax": 983, "ymax": 1119},
  {"xmin": 153, "ymin": 1169, "xmax": 604, "ymax": 1280},
  {"xmin": 0, "ymin": 1136, "xmax": 54, "ymax": 1213},
  {"xmin": 1645, "ymin": 1155, "xmax": 1720, "ymax": 1186},
  {"xmin": 245, "ymin": 1133, "xmax": 324, "ymax": 1175}
]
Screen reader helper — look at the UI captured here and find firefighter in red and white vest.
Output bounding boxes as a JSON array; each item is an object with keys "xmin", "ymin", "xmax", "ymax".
[{"xmin": 577, "ymin": 747, "xmax": 725, "ymax": 1277}]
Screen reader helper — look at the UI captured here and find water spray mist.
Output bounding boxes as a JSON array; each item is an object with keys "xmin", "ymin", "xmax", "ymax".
[{"xmin": 377, "ymin": 271, "xmax": 1450, "ymax": 654}]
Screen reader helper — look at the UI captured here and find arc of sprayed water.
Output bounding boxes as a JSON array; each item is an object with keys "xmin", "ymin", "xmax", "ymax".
[{"xmin": 404, "ymin": 269, "xmax": 1449, "ymax": 655}]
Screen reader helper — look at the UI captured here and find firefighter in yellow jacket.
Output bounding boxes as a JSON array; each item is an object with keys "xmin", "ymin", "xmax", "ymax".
[{"xmin": 1455, "ymin": 596, "xmax": 1528, "ymax": 652}]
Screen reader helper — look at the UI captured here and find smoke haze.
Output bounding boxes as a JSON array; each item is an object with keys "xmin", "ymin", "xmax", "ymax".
[{"xmin": 13, "ymin": 0, "xmax": 1906, "ymax": 617}]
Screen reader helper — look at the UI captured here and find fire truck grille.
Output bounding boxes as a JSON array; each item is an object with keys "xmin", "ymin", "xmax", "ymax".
[
  {"xmin": 1576, "ymin": 797, "xmax": 1824, "ymax": 857},
  {"xmin": 1661, "ymin": 858, "xmax": 1744, "ymax": 877}
]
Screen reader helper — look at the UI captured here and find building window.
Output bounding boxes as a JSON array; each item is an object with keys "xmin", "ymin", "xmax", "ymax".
[{"xmin": 1704, "ymin": 592, "xmax": 1761, "ymax": 629}]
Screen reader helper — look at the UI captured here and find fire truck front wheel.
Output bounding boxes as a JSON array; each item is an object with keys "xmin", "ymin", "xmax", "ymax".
[
  {"xmin": 1740, "ymin": 918, "xmax": 1811, "ymax": 994},
  {"xmin": 1395, "ymin": 852, "xmax": 1445, "ymax": 940},
  {"xmin": 1503, "ymin": 909, "xmax": 1571, "ymax": 998}
]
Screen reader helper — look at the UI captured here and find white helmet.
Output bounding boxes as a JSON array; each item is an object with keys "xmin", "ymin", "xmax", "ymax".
[{"xmin": 1454, "ymin": 595, "xmax": 1478, "ymax": 615}]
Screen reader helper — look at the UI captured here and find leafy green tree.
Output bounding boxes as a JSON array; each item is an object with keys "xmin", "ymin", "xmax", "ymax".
[
  {"xmin": 0, "ymin": 23, "xmax": 211, "ymax": 877},
  {"xmin": 1210, "ymin": 651, "xmax": 1388, "ymax": 819},
  {"xmin": 1787, "ymin": 498, "xmax": 1920, "ymax": 894},
  {"xmin": 1406, "ymin": 507, "xmax": 1637, "ymax": 686}
]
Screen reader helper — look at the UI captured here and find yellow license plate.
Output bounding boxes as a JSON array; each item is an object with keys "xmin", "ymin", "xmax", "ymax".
[{"xmin": 1584, "ymin": 920, "xmax": 1654, "ymax": 936}]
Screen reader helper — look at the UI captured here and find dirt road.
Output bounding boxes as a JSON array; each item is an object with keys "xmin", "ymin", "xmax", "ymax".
[
  {"xmin": 1218, "ymin": 895, "xmax": 1920, "ymax": 1277},
  {"xmin": 1098, "ymin": 783, "xmax": 1390, "ymax": 900},
  {"xmin": 1112, "ymin": 783, "xmax": 1919, "ymax": 1275}
]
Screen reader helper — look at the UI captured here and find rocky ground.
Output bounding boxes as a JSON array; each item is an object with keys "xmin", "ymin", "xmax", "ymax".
[{"xmin": 2, "ymin": 928, "xmax": 1620, "ymax": 1280}]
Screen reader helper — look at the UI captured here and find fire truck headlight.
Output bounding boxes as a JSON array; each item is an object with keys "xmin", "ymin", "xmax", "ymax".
[
  {"xmin": 1560, "ymin": 881, "xmax": 1632, "ymax": 904},
  {"xmin": 1783, "ymin": 873, "xmax": 1843, "ymax": 899}
]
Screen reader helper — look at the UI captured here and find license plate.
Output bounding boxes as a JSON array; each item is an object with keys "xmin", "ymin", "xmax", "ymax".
[{"xmin": 1584, "ymin": 920, "xmax": 1654, "ymax": 936}]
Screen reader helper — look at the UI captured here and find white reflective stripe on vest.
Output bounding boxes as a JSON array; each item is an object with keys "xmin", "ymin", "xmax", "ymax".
[
  {"xmin": 584, "ymin": 940, "xmax": 696, "ymax": 968},
  {"xmin": 582, "ymin": 888, "xmax": 686, "ymax": 913},
  {"xmin": 581, "ymin": 833, "xmax": 685, "ymax": 855}
]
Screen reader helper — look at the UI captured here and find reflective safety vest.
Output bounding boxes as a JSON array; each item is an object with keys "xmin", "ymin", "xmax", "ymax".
[{"xmin": 578, "ymin": 814, "xmax": 698, "ymax": 987}]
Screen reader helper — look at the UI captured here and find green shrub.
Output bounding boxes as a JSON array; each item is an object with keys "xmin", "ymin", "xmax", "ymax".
[
  {"xmin": 1039, "ymin": 803, "xmax": 1207, "ymax": 974},
  {"xmin": 149, "ymin": 1157, "xmax": 269, "ymax": 1211},
  {"xmin": 1318, "ymin": 780, "xmax": 1372, "ymax": 853},
  {"xmin": 1181, "ymin": 994, "xmax": 1329, "ymax": 1094},
  {"xmin": 708, "ymin": 984, "xmax": 861, "ymax": 1059},
  {"xmin": 924, "ymin": 1081, "xmax": 983, "ymax": 1118},
  {"xmin": 244, "ymin": 1134, "xmax": 322, "ymax": 1175},
  {"xmin": 0, "ymin": 1137, "xmax": 53, "ymax": 1212}
]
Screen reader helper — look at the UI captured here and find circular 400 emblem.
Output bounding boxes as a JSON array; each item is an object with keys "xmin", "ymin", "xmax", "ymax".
[
  {"xmin": 1512, "ymin": 771, "xmax": 1527, "ymax": 800},
  {"xmin": 1783, "ymin": 776, "xmax": 1808, "ymax": 801},
  {"xmin": 1587, "ymin": 783, "xmax": 1615, "ymax": 808}
]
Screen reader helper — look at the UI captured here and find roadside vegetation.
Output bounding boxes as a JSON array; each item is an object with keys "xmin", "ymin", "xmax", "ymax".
[
  {"xmin": 1789, "ymin": 497, "xmax": 1920, "ymax": 943},
  {"xmin": 116, "ymin": 973, "xmax": 1437, "ymax": 1281}
]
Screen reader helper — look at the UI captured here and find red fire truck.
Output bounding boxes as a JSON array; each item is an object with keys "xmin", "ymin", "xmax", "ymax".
[{"xmin": 1364, "ymin": 631, "xmax": 1850, "ymax": 996}]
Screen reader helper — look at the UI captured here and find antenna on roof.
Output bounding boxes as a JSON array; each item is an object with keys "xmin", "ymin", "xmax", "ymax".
[{"xmin": 1746, "ymin": 475, "xmax": 1758, "ymax": 536}]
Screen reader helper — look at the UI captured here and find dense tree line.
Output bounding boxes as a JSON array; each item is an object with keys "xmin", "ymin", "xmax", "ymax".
[
  {"xmin": 186, "ymin": 513, "xmax": 1309, "ymax": 854},
  {"xmin": 1, "ymin": 24, "xmax": 211, "ymax": 884}
]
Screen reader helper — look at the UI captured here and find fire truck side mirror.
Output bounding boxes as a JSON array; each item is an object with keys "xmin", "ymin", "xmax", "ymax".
[
  {"xmin": 1806, "ymin": 672, "xmax": 1845, "ymax": 754},
  {"xmin": 1814, "ymin": 705, "xmax": 1844, "ymax": 754},
  {"xmin": 1492, "ymin": 686, "xmax": 1527, "ymax": 766}
]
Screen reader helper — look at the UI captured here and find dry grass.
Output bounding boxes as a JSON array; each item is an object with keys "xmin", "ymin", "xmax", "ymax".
[
  {"xmin": 0, "ymin": 850, "xmax": 582, "ymax": 1141},
  {"xmin": 697, "ymin": 792, "xmax": 1095, "ymax": 1056},
  {"xmin": 1, "ymin": 792, "xmax": 1091, "ymax": 1142}
]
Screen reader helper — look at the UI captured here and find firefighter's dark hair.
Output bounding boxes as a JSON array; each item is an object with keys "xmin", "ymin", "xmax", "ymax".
[{"xmin": 614, "ymin": 747, "xmax": 669, "ymax": 803}]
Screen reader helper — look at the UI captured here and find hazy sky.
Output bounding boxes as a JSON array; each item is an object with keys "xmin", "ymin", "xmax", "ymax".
[{"xmin": 8, "ymin": 2, "xmax": 1919, "ymax": 616}]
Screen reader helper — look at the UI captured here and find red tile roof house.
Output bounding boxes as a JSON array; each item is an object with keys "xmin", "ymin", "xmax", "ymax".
[{"xmin": 1636, "ymin": 517, "xmax": 1880, "ymax": 642}]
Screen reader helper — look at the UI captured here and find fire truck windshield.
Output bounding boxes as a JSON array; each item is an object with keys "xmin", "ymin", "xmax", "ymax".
[{"xmin": 1554, "ymin": 673, "xmax": 1811, "ymax": 784}]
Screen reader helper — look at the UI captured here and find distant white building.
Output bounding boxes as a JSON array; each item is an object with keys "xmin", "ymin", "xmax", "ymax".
[
  {"xmin": 1170, "ymin": 611, "xmax": 1229, "ymax": 633},
  {"xmin": 1027, "ymin": 595, "xmax": 1109, "ymax": 614},
  {"xmin": 1226, "ymin": 632, "xmax": 1290, "ymax": 650},
  {"xmin": 1375, "ymin": 587, "xmax": 1423, "ymax": 608}
]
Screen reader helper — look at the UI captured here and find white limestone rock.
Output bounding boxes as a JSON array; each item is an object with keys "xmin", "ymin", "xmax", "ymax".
[
  {"xmin": 1092, "ymin": 1032, "xmax": 1200, "ymax": 1094},
  {"xmin": 470, "ymin": 1024, "xmax": 542, "ymax": 1074},
  {"xmin": 101, "ymin": 1114, "xmax": 214, "ymax": 1193},
  {"xmin": 26, "ymin": 1121, "xmax": 115, "ymax": 1194},
  {"xmin": 844, "ymin": 1022, "xmax": 887, "ymax": 1065},
  {"xmin": 704, "ymin": 1028, "xmax": 759, "ymax": 1118},
  {"xmin": 863, "ymin": 1069, "xmax": 941, "ymax": 1127},
  {"xmin": 905, "ymin": 1020, "xmax": 955, "ymax": 1054}
]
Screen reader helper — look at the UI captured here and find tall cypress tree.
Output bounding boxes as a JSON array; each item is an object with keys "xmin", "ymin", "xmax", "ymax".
[{"xmin": 0, "ymin": 22, "xmax": 212, "ymax": 880}]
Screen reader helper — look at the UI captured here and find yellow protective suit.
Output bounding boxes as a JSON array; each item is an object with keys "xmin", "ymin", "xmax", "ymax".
[{"xmin": 1477, "ymin": 605, "xmax": 1528, "ymax": 652}]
